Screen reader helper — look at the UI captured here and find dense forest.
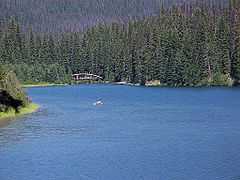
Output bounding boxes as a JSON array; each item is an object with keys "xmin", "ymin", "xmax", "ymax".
[{"xmin": 0, "ymin": 0, "xmax": 240, "ymax": 86}]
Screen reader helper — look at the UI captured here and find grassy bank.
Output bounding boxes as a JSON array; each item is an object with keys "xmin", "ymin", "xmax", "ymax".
[
  {"xmin": 0, "ymin": 103, "xmax": 39, "ymax": 120},
  {"xmin": 22, "ymin": 82, "xmax": 68, "ymax": 88}
]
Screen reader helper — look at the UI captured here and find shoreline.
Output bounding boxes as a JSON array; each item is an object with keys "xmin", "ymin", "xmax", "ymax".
[
  {"xmin": 21, "ymin": 83, "xmax": 68, "ymax": 88},
  {"xmin": 21, "ymin": 80, "xmax": 240, "ymax": 89},
  {"xmin": 0, "ymin": 103, "xmax": 39, "ymax": 121}
]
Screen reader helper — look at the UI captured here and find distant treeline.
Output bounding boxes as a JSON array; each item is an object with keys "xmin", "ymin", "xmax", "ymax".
[{"xmin": 0, "ymin": 1, "xmax": 240, "ymax": 86}]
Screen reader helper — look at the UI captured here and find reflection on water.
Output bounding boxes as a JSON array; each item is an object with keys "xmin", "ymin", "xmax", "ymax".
[{"xmin": 0, "ymin": 85, "xmax": 240, "ymax": 180}]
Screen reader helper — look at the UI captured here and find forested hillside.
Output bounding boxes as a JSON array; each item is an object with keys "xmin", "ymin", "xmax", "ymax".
[
  {"xmin": 0, "ymin": 0, "xmax": 228, "ymax": 32},
  {"xmin": 0, "ymin": 0, "xmax": 240, "ymax": 86}
]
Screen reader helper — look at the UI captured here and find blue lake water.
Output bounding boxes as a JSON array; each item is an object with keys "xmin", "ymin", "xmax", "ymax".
[{"xmin": 0, "ymin": 85, "xmax": 240, "ymax": 180}]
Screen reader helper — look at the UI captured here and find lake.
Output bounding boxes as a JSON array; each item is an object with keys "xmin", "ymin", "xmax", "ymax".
[{"xmin": 0, "ymin": 85, "xmax": 240, "ymax": 180}]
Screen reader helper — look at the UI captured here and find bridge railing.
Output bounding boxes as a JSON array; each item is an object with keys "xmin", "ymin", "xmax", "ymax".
[{"xmin": 72, "ymin": 73, "xmax": 103, "ymax": 81}]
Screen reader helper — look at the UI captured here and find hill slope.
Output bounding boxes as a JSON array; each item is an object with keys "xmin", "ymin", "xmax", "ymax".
[{"xmin": 0, "ymin": 0, "xmax": 228, "ymax": 32}]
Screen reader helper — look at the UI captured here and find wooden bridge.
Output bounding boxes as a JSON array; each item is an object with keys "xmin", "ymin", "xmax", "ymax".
[{"xmin": 72, "ymin": 73, "xmax": 103, "ymax": 81}]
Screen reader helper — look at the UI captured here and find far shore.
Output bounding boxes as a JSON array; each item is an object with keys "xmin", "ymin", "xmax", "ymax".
[
  {"xmin": 0, "ymin": 103, "xmax": 39, "ymax": 121},
  {"xmin": 21, "ymin": 83, "xmax": 68, "ymax": 88},
  {"xmin": 21, "ymin": 79, "xmax": 240, "ymax": 88}
]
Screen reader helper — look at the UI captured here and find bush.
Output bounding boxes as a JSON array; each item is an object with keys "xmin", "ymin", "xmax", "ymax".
[
  {"xmin": 212, "ymin": 73, "xmax": 233, "ymax": 86},
  {"xmin": 0, "ymin": 66, "xmax": 29, "ymax": 112}
]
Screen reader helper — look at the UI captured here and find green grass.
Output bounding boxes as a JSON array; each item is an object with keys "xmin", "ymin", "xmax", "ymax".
[
  {"xmin": 0, "ymin": 103, "xmax": 39, "ymax": 120},
  {"xmin": 21, "ymin": 82, "xmax": 67, "ymax": 88}
]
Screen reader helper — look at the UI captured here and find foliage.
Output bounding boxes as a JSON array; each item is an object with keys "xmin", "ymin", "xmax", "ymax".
[{"xmin": 0, "ymin": 65, "xmax": 29, "ymax": 113}]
